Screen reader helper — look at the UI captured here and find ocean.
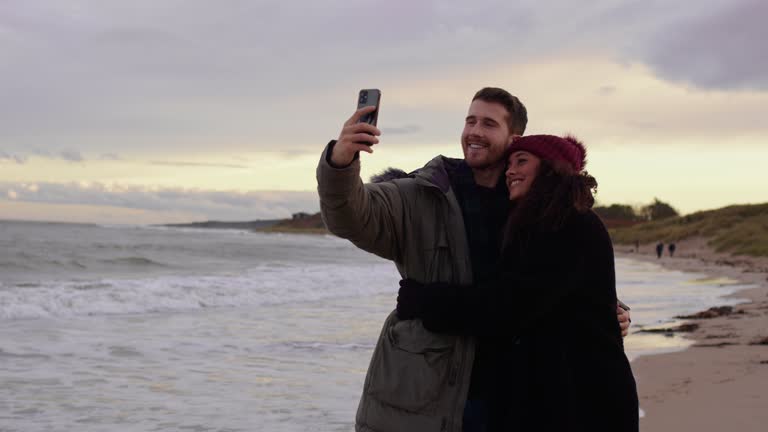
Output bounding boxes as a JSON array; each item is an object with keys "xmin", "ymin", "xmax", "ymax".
[{"xmin": 0, "ymin": 220, "xmax": 751, "ymax": 431}]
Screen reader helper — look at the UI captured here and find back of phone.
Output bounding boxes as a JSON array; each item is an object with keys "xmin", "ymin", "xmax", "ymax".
[{"xmin": 357, "ymin": 89, "xmax": 381, "ymax": 126}]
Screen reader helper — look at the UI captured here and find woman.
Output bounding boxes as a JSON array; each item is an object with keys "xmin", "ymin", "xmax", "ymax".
[{"xmin": 397, "ymin": 134, "xmax": 639, "ymax": 431}]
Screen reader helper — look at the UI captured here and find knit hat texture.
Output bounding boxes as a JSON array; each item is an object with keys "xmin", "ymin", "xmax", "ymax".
[{"xmin": 509, "ymin": 134, "xmax": 587, "ymax": 172}]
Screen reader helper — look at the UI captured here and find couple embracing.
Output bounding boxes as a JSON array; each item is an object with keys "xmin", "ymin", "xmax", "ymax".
[{"xmin": 317, "ymin": 87, "xmax": 638, "ymax": 432}]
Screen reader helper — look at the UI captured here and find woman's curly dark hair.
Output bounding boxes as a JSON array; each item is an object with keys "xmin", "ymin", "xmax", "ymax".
[{"xmin": 502, "ymin": 158, "xmax": 598, "ymax": 247}]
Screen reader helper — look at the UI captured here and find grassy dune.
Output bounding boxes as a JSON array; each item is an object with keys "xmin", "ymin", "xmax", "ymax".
[{"xmin": 609, "ymin": 203, "xmax": 768, "ymax": 257}]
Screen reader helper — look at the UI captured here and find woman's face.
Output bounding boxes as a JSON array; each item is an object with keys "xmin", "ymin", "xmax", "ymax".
[{"xmin": 505, "ymin": 150, "xmax": 541, "ymax": 201}]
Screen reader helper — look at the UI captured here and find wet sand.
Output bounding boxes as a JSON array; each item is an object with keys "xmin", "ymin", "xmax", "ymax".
[{"xmin": 617, "ymin": 237, "xmax": 768, "ymax": 431}]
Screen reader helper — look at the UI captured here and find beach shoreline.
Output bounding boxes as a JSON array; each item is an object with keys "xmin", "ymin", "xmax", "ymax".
[{"xmin": 616, "ymin": 237, "xmax": 768, "ymax": 431}]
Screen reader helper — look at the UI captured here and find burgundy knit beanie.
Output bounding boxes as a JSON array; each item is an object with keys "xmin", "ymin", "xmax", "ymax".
[{"xmin": 508, "ymin": 134, "xmax": 587, "ymax": 172}]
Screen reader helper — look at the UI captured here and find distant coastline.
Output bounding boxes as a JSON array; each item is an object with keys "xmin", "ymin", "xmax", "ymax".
[
  {"xmin": 163, "ymin": 212, "xmax": 328, "ymax": 234},
  {"xmin": 163, "ymin": 219, "xmax": 283, "ymax": 231},
  {"xmin": 162, "ymin": 202, "xmax": 768, "ymax": 245}
]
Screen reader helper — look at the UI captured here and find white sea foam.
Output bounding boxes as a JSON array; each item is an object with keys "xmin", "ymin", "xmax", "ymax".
[{"xmin": 0, "ymin": 262, "xmax": 399, "ymax": 320}]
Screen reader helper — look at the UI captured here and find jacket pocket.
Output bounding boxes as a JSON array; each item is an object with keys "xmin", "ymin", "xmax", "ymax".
[{"xmin": 367, "ymin": 319, "xmax": 456, "ymax": 413}]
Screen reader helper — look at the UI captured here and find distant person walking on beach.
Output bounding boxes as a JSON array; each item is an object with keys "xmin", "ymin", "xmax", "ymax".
[
  {"xmin": 656, "ymin": 241, "xmax": 664, "ymax": 258},
  {"xmin": 317, "ymin": 88, "xmax": 632, "ymax": 432},
  {"xmin": 669, "ymin": 242, "xmax": 676, "ymax": 257},
  {"xmin": 398, "ymin": 135, "xmax": 639, "ymax": 430}
]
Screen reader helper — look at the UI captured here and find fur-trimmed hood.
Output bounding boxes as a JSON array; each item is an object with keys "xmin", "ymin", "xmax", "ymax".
[
  {"xmin": 368, "ymin": 156, "xmax": 464, "ymax": 193},
  {"xmin": 369, "ymin": 167, "xmax": 411, "ymax": 183}
]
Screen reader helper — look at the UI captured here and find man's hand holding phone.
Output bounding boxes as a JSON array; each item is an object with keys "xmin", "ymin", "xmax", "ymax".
[
  {"xmin": 331, "ymin": 106, "xmax": 381, "ymax": 166},
  {"xmin": 330, "ymin": 89, "xmax": 382, "ymax": 167}
]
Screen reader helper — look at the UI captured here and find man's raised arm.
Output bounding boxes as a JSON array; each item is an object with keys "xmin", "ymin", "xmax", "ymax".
[{"xmin": 317, "ymin": 106, "xmax": 406, "ymax": 261}]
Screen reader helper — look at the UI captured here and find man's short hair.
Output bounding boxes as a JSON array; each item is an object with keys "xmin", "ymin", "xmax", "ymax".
[{"xmin": 472, "ymin": 87, "xmax": 528, "ymax": 135}]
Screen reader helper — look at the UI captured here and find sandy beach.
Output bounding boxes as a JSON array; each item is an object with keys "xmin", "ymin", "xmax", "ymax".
[{"xmin": 617, "ymin": 237, "xmax": 768, "ymax": 431}]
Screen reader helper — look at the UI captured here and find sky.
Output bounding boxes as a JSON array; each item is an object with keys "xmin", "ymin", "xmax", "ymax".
[{"xmin": 1, "ymin": 0, "xmax": 766, "ymax": 224}]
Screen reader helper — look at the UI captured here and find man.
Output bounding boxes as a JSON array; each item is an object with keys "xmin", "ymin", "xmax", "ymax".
[{"xmin": 317, "ymin": 88, "xmax": 630, "ymax": 432}]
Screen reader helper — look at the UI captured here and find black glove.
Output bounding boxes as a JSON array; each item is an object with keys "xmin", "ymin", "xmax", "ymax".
[
  {"xmin": 396, "ymin": 278, "xmax": 470, "ymax": 332},
  {"xmin": 396, "ymin": 278, "xmax": 427, "ymax": 320}
]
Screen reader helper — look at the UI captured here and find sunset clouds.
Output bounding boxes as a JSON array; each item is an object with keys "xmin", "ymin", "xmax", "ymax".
[{"xmin": 1, "ymin": 0, "xmax": 766, "ymax": 222}]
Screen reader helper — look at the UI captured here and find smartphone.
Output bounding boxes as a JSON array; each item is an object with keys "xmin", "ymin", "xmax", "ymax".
[
  {"xmin": 356, "ymin": 89, "xmax": 381, "ymax": 127},
  {"xmin": 617, "ymin": 299, "xmax": 631, "ymax": 311}
]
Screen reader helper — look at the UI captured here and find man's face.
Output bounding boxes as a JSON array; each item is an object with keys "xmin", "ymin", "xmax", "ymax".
[{"xmin": 461, "ymin": 99, "xmax": 514, "ymax": 170}]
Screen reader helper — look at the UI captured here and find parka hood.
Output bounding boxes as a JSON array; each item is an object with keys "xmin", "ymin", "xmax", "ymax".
[{"xmin": 369, "ymin": 155, "xmax": 464, "ymax": 194}]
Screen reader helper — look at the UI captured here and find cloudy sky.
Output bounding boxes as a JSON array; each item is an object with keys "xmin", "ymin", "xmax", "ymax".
[{"xmin": 1, "ymin": 0, "xmax": 766, "ymax": 224}]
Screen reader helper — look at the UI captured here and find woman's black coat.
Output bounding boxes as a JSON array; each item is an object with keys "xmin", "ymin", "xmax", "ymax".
[{"xmin": 399, "ymin": 210, "xmax": 639, "ymax": 431}]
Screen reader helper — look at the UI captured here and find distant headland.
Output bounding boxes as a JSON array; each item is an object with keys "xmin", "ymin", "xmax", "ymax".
[
  {"xmin": 163, "ymin": 201, "xmax": 768, "ymax": 257},
  {"xmin": 163, "ymin": 212, "xmax": 328, "ymax": 234}
]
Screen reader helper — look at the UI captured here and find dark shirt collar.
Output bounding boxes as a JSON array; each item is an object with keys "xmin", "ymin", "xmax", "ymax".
[{"xmin": 453, "ymin": 160, "xmax": 507, "ymax": 195}]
